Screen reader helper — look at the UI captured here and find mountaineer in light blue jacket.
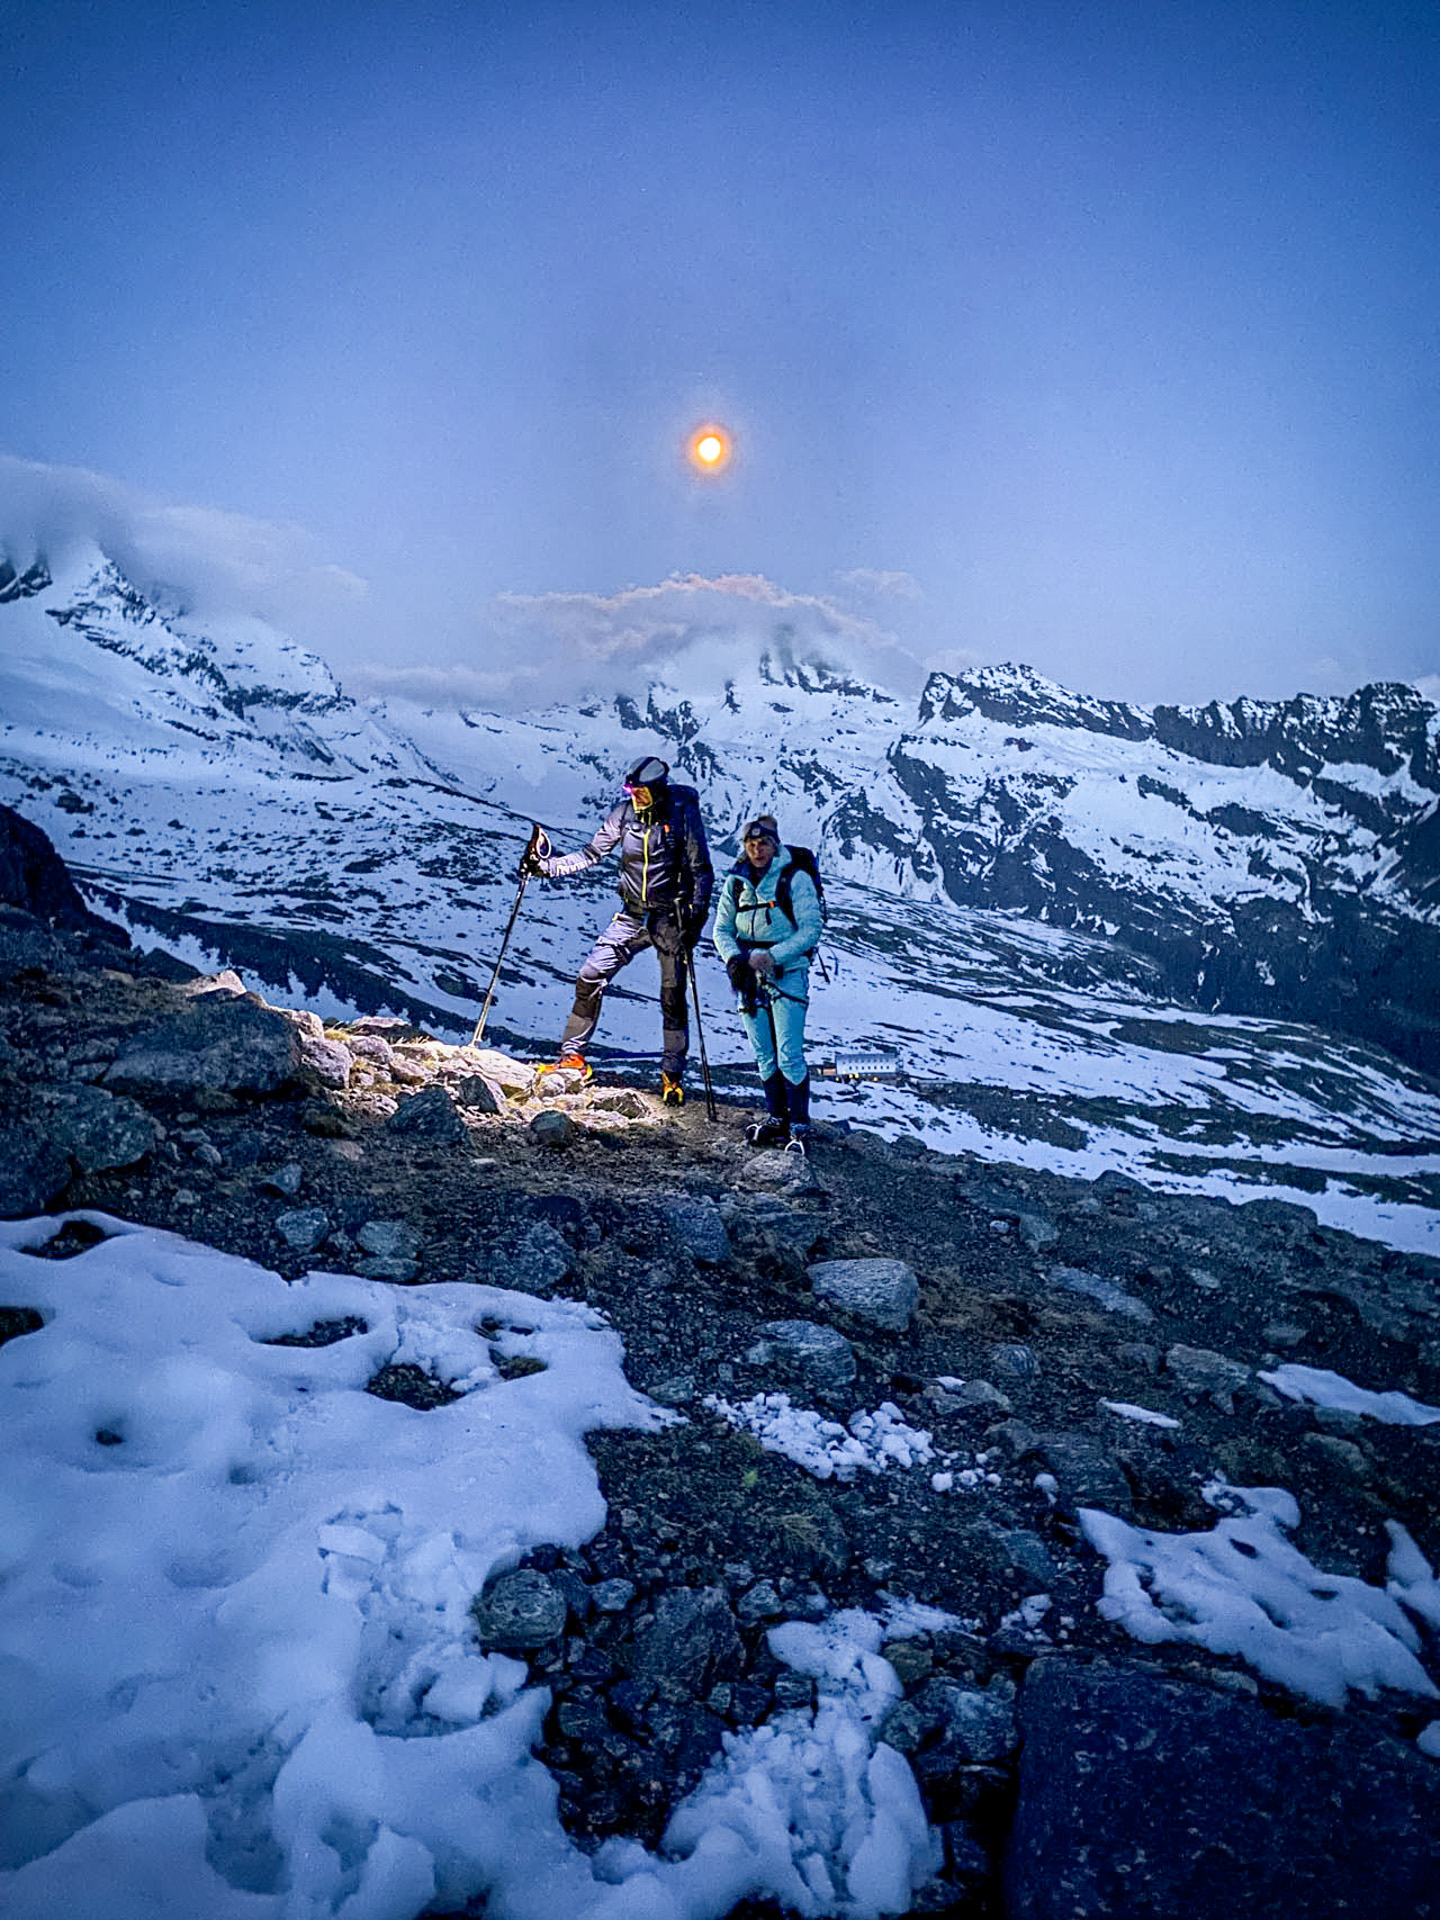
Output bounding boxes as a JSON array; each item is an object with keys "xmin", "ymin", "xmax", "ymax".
[{"xmin": 712, "ymin": 814, "xmax": 824, "ymax": 1153}]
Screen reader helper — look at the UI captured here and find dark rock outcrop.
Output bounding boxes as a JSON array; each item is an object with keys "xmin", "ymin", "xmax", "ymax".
[{"xmin": 1005, "ymin": 1659, "xmax": 1440, "ymax": 1920}]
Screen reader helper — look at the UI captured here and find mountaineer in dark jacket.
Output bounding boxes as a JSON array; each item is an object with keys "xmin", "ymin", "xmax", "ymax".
[{"xmin": 523, "ymin": 755, "xmax": 714, "ymax": 1102}]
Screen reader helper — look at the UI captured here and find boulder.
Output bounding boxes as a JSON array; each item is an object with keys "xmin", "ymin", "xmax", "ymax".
[
  {"xmin": 0, "ymin": 1123, "xmax": 72, "ymax": 1217},
  {"xmin": 293, "ymin": 1029, "xmax": 354, "ymax": 1090},
  {"xmin": 455, "ymin": 1049, "xmax": 536, "ymax": 1097},
  {"xmin": 386, "ymin": 1084, "xmax": 467, "ymax": 1144},
  {"xmin": 104, "ymin": 994, "xmax": 300, "ymax": 1097},
  {"xmin": 752, "ymin": 1319, "xmax": 857, "ymax": 1394},
  {"xmin": 0, "ymin": 907, "xmax": 70, "ymax": 980},
  {"xmin": 275, "ymin": 1208, "xmax": 331, "ymax": 1254},
  {"xmin": 622, "ymin": 1587, "xmax": 742, "ymax": 1691},
  {"xmin": 357, "ymin": 1220, "xmax": 422, "ymax": 1262},
  {"xmin": 1021, "ymin": 1432, "xmax": 1133, "ymax": 1519},
  {"xmin": 1005, "ymin": 1660, "xmax": 1440, "ymax": 1920},
  {"xmin": 807, "ymin": 1256, "xmax": 920, "ymax": 1332},
  {"xmin": 485, "ymin": 1222, "xmax": 576, "ymax": 1295},
  {"xmin": 473, "ymin": 1569, "xmax": 568, "ymax": 1650},
  {"xmin": 529, "ymin": 1110, "xmax": 575, "ymax": 1150},
  {"xmin": 654, "ymin": 1195, "xmax": 731, "ymax": 1266},
  {"xmin": 720, "ymin": 1193, "xmax": 827, "ymax": 1268},
  {"xmin": 454, "ymin": 1075, "xmax": 506, "ymax": 1114},
  {"xmin": 37, "ymin": 1086, "xmax": 160, "ymax": 1172},
  {"xmin": 1165, "ymin": 1342, "xmax": 1253, "ymax": 1413}
]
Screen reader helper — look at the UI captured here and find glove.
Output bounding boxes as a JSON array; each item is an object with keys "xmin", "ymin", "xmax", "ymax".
[
  {"xmin": 519, "ymin": 827, "xmax": 551, "ymax": 880},
  {"xmin": 725, "ymin": 955, "xmax": 750, "ymax": 994},
  {"xmin": 749, "ymin": 949, "xmax": 778, "ymax": 979},
  {"xmin": 682, "ymin": 911, "xmax": 706, "ymax": 951}
]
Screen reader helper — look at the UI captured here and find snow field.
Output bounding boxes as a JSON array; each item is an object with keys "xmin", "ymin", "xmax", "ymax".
[{"xmin": 0, "ymin": 1214, "xmax": 949, "ymax": 1920}]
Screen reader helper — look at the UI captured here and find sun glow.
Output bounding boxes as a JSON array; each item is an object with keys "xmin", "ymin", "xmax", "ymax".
[{"xmin": 688, "ymin": 425, "xmax": 731, "ymax": 472}]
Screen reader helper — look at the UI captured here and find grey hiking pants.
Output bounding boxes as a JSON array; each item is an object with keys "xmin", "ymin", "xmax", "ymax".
[{"xmin": 559, "ymin": 910, "xmax": 691, "ymax": 1074}]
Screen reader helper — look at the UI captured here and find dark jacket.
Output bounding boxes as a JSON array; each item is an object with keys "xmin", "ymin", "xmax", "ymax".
[{"xmin": 540, "ymin": 782, "xmax": 714, "ymax": 926}]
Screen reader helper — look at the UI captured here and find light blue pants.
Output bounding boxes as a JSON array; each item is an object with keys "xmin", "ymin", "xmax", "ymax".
[{"xmin": 741, "ymin": 989, "xmax": 808, "ymax": 1084}]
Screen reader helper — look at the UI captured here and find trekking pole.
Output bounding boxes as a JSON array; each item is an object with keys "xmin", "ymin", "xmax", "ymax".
[
  {"xmin": 471, "ymin": 826, "xmax": 545, "ymax": 1047},
  {"xmin": 687, "ymin": 948, "xmax": 718, "ymax": 1122}
]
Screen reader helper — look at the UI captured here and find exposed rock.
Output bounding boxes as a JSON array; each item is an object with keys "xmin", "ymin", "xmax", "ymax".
[
  {"xmin": 719, "ymin": 1192, "xmax": 826, "ymax": 1269},
  {"xmin": 473, "ymin": 1568, "xmax": 569, "ymax": 1650},
  {"xmin": 483, "ymin": 1221, "xmax": 576, "ymax": 1295},
  {"xmin": 589, "ymin": 1089, "xmax": 650, "ymax": 1120},
  {"xmin": 622, "ymin": 1587, "xmax": 743, "ymax": 1692},
  {"xmin": 913, "ymin": 1673, "xmax": 1019, "ymax": 1770},
  {"xmin": 987, "ymin": 1342, "xmax": 1040, "ymax": 1379},
  {"xmin": 275, "ymin": 1207, "xmax": 330, "ymax": 1253},
  {"xmin": 940, "ymin": 1379, "xmax": 1014, "ymax": 1415},
  {"xmin": 293, "ymin": 1028, "xmax": 354, "ymax": 1089},
  {"xmin": 104, "ymin": 993, "xmax": 300, "ymax": 1097},
  {"xmin": 1016, "ymin": 1212, "xmax": 1059, "ymax": 1252},
  {"xmin": 37, "ymin": 1085, "xmax": 160, "ymax": 1172},
  {"xmin": 1047, "ymin": 1263, "xmax": 1154, "ymax": 1323},
  {"xmin": 654, "ymin": 1194, "xmax": 731, "ymax": 1265},
  {"xmin": 751, "ymin": 1319, "xmax": 858, "ymax": 1394},
  {"xmin": 1022, "ymin": 1432, "xmax": 1134, "ymax": 1519},
  {"xmin": 0, "ymin": 803, "xmax": 124, "ymax": 936},
  {"xmin": 357, "ymin": 1219, "xmax": 422, "ymax": 1262},
  {"xmin": 808, "ymin": 1255, "xmax": 920, "ymax": 1331},
  {"xmin": 0, "ymin": 1122, "xmax": 72, "ymax": 1217},
  {"xmin": 386, "ymin": 1083, "xmax": 467, "ymax": 1143},
  {"xmin": 1165, "ymin": 1342, "xmax": 1253, "ymax": 1413},
  {"xmin": 454, "ymin": 1075, "xmax": 506, "ymax": 1114},
  {"xmin": 457, "ymin": 1049, "xmax": 536, "ymax": 1097},
  {"xmin": 0, "ymin": 907, "xmax": 71, "ymax": 980},
  {"xmin": 529, "ymin": 1110, "xmax": 576, "ymax": 1149},
  {"xmin": 1005, "ymin": 1660, "xmax": 1440, "ymax": 1920}
]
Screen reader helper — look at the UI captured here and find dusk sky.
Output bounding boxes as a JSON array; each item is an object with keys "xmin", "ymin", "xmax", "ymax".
[{"xmin": 3, "ymin": 0, "xmax": 1437, "ymax": 709}]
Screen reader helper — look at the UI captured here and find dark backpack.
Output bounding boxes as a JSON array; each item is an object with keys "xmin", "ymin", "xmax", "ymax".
[
  {"xmin": 730, "ymin": 847, "xmax": 826, "ymax": 942},
  {"xmin": 775, "ymin": 846, "xmax": 826, "ymax": 933}
]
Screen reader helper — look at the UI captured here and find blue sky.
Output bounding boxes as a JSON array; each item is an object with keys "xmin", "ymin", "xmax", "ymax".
[{"xmin": 2, "ymin": 0, "xmax": 1437, "ymax": 706}]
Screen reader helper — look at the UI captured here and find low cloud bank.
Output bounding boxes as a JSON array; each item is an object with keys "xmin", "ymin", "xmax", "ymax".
[
  {"xmin": 1, "ymin": 456, "xmax": 939, "ymax": 712},
  {"xmin": 0, "ymin": 454, "xmax": 368, "ymax": 636},
  {"xmin": 351, "ymin": 574, "xmax": 926, "ymax": 711}
]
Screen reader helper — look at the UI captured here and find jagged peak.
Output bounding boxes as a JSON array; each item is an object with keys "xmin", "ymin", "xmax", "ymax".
[{"xmin": 917, "ymin": 662, "xmax": 1151, "ymax": 740}]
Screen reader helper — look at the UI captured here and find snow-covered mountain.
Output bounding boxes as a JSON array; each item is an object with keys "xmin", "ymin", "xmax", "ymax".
[{"xmin": 3, "ymin": 541, "xmax": 1439, "ymax": 1250}]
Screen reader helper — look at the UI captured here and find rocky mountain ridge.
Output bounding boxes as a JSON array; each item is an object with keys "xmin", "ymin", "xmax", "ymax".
[{"xmin": 3, "ymin": 808, "xmax": 1438, "ymax": 1917}]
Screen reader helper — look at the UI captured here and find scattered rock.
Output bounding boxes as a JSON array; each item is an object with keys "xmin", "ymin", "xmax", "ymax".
[
  {"xmin": 751, "ymin": 1319, "xmax": 858, "ymax": 1394},
  {"xmin": 807, "ymin": 1255, "xmax": 920, "ymax": 1332},
  {"xmin": 386, "ymin": 1084, "xmax": 467, "ymax": 1144},
  {"xmin": 37, "ymin": 1085, "xmax": 160, "ymax": 1172},
  {"xmin": 454, "ymin": 1075, "xmax": 506, "ymax": 1114},
  {"xmin": 622, "ymin": 1587, "xmax": 743, "ymax": 1691},
  {"xmin": 1165, "ymin": 1342, "xmax": 1252, "ymax": 1414},
  {"xmin": 1048, "ymin": 1264, "xmax": 1154, "ymax": 1324},
  {"xmin": 654, "ymin": 1194, "xmax": 731, "ymax": 1265},
  {"xmin": 0, "ymin": 1123, "xmax": 72, "ymax": 1217},
  {"xmin": 275, "ymin": 1207, "xmax": 330, "ymax": 1253},
  {"xmin": 357, "ymin": 1220, "xmax": 423, "ymax": 1262},
  {"xmin": 473, "ymin": 1568, "xmax": 569, "ymax": 1650},
  {"xmin": 1005, "ymin": 1660, "xmax": 1440, "ymax": 1920},
  {"xmin": 530, "ymin": 1110, "xmax": 576, "ymax": 1150}
]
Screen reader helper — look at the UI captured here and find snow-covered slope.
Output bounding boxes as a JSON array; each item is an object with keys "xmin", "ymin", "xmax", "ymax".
[{"xmin": 3, "ymin": 544, "xmax": 1438, "ymax": 1249}]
